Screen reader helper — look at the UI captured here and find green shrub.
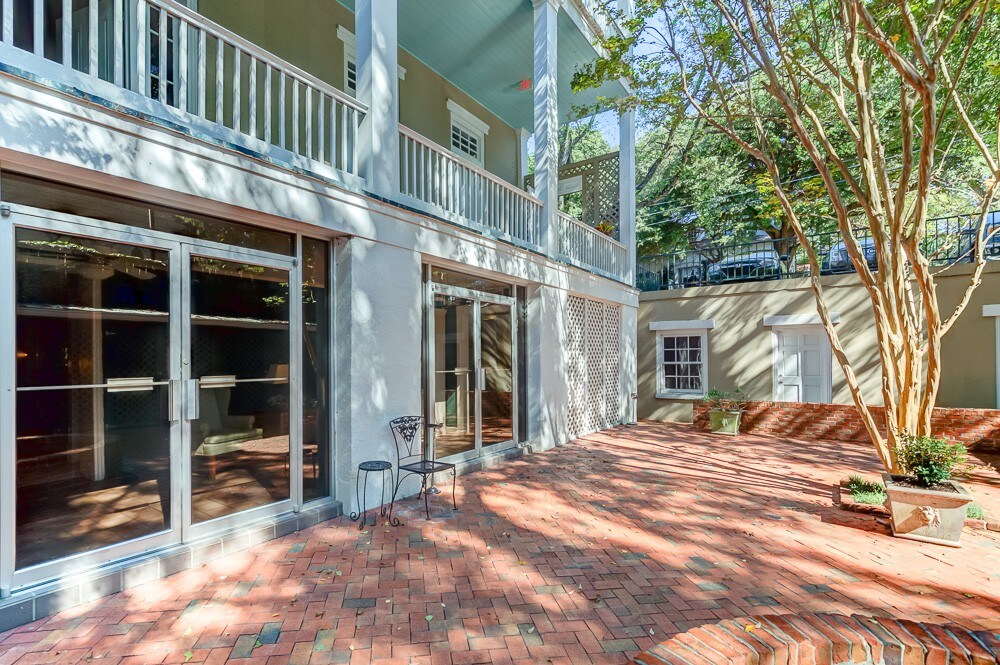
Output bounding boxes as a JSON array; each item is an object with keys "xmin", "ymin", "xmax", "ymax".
[
  {"xmin": 846, "ymin": 475, "xmax": 884, "ymax": 495},
  {"xmin": 702, "ymin": 387, "xmax": 749, "ymax": 412},
  {"xmin": 852, "ymin": 490, "xmax": 888, "ymax": 505},
  {"xmin": 966, "ymin": 503, "xmax": 986, "ymax": 520},
  {"xmin": 895, "ymin": 434, "xmax": 966, "ymax": 487},
  {"xmin": 845, "ymin": 475, "xmax": 886, "ymax": 505}
]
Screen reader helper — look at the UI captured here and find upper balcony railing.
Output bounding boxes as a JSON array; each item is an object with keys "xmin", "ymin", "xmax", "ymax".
[
  {"xmin": 0, "ymin": 0, "xmax": 366, "ymax": 179},
  {"xmin": 399, "ymin": 124, "xmax": 543, "ymax": 249},
  {"xmin": 0, "ymin": 0, "xmax": 634, "ymax": 285},
  {"xmin": 558, "ymin": 212, "xmax": 628, "ymax": 281},
  {"xmin": 637, "ymin": 210, "xmax": 1000, "ymax": 292}
]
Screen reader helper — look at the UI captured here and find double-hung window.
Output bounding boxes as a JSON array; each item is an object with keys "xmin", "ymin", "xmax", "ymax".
[
  {"xmin": 651, "ymin": 320, "xmax": 714, "ymax": 398},
  {"xmin": 447, "ymin": 100, "xmax": 489, "ymax": 166}
]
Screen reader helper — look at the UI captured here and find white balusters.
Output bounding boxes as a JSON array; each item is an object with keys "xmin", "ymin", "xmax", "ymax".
[
  {"xmin": 88, "ymin": 0, "xmax": 98, "ymax": 74},
  {"xmin": 398, "ymin": 125, "xmax": 543, "ymax": 248},
  {"xmin": 32, "ymin": 0, "xmax": 42, "ymax": 56},
  {"xmin": 61, "ymin": 0, "xmax": 72, "ymax": 66},
  {"xmin": 114, "ymin": 0, "xmax": 124, "ymax": 85},
  {"xmin": 2, "ymin": 0, "xmax": 12, "ymax": 44},
  {"xmin": 556, "ymin": 212, "xmax": 627, "ymax": 280}
]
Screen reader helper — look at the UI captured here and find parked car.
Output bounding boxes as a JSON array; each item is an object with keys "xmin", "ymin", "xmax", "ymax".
[
  {"xmin": 958, "ymin": 216, "xmax": 1000, "ymax": 262},
  {"xmin": 822, "ymin": 236, "xmax": 878, "ymax": 275},
  {"xmin": 705, "ymin": 232, "xmax": 784, "ymax": 284}
]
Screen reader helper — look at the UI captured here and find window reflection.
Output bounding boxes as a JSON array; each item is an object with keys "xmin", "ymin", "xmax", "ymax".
[
  {"xmin": 14, "ymin": 230, "xmax": 172, "ymax": 569},
  {"xmin": 190, "ymin": 257, "xmax": 291, "ymax": 522}
]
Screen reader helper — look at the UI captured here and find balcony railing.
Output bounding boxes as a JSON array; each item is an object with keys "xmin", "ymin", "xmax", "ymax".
[
  {"xmin": 637, "ymin": 210, "xmax": 1000, "ymax": 292},
  {"xmin": 0, "ymin": 0, "xmax": 366, "ymax": 178},
  {"xmin": 398, "ymin": 124, "xmax": 543, "ymax": 249},
  {"xmin": 558, "ymin": 212, "xmax": 628, "ymax": 280}
]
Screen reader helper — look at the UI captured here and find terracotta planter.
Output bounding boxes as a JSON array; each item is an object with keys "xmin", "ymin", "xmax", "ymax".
[
  {"xmin": 882, "ymin": 473, "xmax": 974, "ymax": 547},
  {"xmin": 708, "ymin": 409, "xmax": 742, "ymax": 435}
]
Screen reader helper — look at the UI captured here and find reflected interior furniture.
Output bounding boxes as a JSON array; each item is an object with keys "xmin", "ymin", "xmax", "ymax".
[
  {"xmin": 388, "ymin": 416, "xmax": 457, "ymax": 520},
  {"xmin": 194, "ymin": 387, "xmax": 263, "ymax": 480}
]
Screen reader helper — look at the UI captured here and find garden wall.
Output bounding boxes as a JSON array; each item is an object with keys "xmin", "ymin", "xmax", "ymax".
[{"xmin": 692, "ymin": 400, "xmax": 1000, "ymax": 450}]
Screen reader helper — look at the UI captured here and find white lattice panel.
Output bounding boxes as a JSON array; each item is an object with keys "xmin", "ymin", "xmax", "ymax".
[
  {"xmin": 603, "ymin": 303, "xmax": 622, "ymax": 426},
  {"xmin": 566, "ymin": 296, "xmax": 588, "ymax": 437},
  {"xmin": 565, "ymin": 297, "xmax": 624, "ymax": 437},
  {"xmin": 587, "ymin": 300, "xmax": 608, "ymax": 433}
]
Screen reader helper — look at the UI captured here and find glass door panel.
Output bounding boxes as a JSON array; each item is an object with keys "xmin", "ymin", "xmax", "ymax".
[
  {"xmin": 13, "ymin": 228, "xmax": 173, "ymax": 569},
  {"xmin": 433, "ymin": 294, "xmax": 476, "ymax": 458},
  {"xmin": 480, "ymin": 302, "xmax": 514, "ymax": 447},
  {"xmin": 188, "ymin": 255, "xmax": 291, "ymax": 524}
]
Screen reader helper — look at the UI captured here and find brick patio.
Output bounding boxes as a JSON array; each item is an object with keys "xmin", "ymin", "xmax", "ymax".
[{"xmin": 0, "ymin": 422, "xmax": 997, "ymax": 664}]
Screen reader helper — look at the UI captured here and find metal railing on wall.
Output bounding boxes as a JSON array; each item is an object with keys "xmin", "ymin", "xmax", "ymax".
[{"xmin": 637, "ymin": 211, "xmax": 1000, "ymax": 292}]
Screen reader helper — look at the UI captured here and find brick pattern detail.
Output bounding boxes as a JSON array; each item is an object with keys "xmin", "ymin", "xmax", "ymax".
[
  {"xmin": 694, "ymin": 401, "xmax": 1000, "ymax": 450},
  {"xmin": 633, "ymin": 613, "xmax": 1000, "ymax": 665}
]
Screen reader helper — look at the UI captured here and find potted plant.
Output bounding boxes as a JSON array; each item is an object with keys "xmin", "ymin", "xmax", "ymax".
[
  {"xmin": 883, "ymin": 434, "xmax": 974, "ymax": 547},
  {"xmin": 702, "ymin": 387, "xmax": 749, "ymax": 435}
]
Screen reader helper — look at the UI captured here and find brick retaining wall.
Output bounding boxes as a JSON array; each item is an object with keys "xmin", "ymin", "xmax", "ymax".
[
  {"xmin": 632, "ymin": 613, "xmax": 1000, "ymax": 665},
  {"xmin": 693, "ymin": 401, "xmax": 1000, "ymax": 450}
]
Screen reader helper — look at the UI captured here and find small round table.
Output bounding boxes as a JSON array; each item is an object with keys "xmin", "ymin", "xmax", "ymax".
[{"xmin": 350, "ymin": 460, "xmax": 395, "ymax": 530}]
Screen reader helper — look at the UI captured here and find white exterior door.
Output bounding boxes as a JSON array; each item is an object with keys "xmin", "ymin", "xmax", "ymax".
[{"xmin": 773, "ymin": 327, "xmax": 832, "ymax": 403}]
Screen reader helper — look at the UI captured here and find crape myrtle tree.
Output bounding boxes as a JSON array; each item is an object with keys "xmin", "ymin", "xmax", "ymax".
[{"xmin": 577, "ymin": 0, "xmax": 1000, "ymax": 472}]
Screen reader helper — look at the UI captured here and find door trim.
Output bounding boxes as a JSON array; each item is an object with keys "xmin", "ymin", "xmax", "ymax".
[{"xmin": 770, "ymin": 324, "xmax": 833, "ymax": 404}]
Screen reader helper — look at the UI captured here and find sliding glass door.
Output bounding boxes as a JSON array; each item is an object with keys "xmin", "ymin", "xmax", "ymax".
[
  {"xmin": 3, "ymin": 207, "xmax": 317, "ymax": 590},
  {"xmin": 427, "ymin": 283, "xmax": 517, "ymax": 463},
  {"xmin": 9, "ymin": 218, "xmax": 181, "ymax": 579},
  {"xmin": 184, "ymin": 247, "xmax": 296, "ymax": 530}
]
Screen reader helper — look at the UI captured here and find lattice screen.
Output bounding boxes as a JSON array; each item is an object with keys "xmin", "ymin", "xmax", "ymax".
[
  {"xmin": 565, "ymin": 297, "xmax": 588, "ymax": 438},
  {"xmin": 566, "ymin": 296, "xmax": 623, "ymax": 438}
]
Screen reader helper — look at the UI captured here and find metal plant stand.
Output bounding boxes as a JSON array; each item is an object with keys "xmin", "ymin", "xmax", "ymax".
[{"xmin": 349, "ymin": 460, "xmax": 395, "ymax": 530}]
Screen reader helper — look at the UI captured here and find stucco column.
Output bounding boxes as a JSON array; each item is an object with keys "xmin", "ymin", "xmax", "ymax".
[
  {"xmin": 356, "ymin": 0, "xmax": 399, "ymax": 198},
  {"xmin": 533, "ymin": 0, "xmax": 560, "ymax": 256},
  {"xmin": 333, "ymin": 238, "xmax": 422, "ymax": 515}
]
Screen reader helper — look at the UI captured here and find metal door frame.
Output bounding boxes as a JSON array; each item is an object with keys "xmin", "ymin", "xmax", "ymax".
[
  {"xmin": 424, "ymin": 280, "xmax": 517, "ymax": 464},
  {"xmin": 0, "ymin": 204, "xmax": 305, "ymax": 593}
]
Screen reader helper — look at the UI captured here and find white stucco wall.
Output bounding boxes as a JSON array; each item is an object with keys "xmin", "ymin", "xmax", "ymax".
[{"xmin": 0, "ymin": 73, "xmax": 639, "ymax": 517}]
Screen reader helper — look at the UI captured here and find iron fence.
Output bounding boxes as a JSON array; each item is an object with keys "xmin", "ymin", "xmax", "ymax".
[{"xmin": 637, "ymin": 210, "xmax": 1000, "ymax": 292}]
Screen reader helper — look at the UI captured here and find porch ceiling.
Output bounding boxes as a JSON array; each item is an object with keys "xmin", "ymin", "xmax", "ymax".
[{"xmin": 336, "ymin": 0, "xmax": 626, "ymax": 130}]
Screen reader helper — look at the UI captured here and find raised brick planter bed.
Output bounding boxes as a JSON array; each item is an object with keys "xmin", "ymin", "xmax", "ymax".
[
  {"xmin": 693, "ymin": 401, "xmax": 1000, "ymax": 450},
  {"xmin": 632, "ymin": 612, "xmax": 1000, "ymax": 665}
]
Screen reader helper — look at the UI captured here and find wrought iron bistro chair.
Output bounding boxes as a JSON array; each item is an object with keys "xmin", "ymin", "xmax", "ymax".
[{"xmin": 388, "ymin": 416, "xmax": 457, "ymax": 520}]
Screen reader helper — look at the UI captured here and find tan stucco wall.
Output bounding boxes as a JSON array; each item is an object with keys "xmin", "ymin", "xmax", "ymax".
[
  {"xmin": 196, "ymin": 0, "xmax": 519, "ymax": 184},
  {"xmin": 638, "ymin": 263, "xmax": 1000, "ymax": 422}
]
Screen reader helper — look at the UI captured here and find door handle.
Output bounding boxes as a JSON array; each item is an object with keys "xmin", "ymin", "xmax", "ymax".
[
  {"xmin": 169, "ymin": 379, "xmax": 183, "ymax": 422},
  {"xmin": 185, "ymin": 379, "xmax": 200, "ymax": 421},
  {"xmin": 478, "ymin": 368, "xmax": 486, "ymax": 391}
]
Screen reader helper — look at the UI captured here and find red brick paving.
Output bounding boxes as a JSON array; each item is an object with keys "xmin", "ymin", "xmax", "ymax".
[{"xmin": 0, "ymin": 422, "xmax": 997, "ymax": 664}]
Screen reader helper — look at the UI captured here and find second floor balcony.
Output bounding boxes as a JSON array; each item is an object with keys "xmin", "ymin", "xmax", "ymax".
[{"xmin": 0, "ymin": 0, "xmax": 636, "ymax": 283}]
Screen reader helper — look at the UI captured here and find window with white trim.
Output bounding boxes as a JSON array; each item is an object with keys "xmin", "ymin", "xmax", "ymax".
[
  {"xmin": 337, "ymin": 26, "xmax": 405, "ymax": 99},
  {"xmin": 339, "ymin": 26, "xmax": 358, "ymax": 97},
  {"xmin": 657, "ymin": 331, "xmax": 707, "ymax": 397},
  {"xmin": 447, "ymin": 99, "xmax": 489, "ymax": 166}
]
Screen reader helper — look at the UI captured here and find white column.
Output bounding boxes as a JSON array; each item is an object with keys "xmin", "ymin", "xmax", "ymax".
[
  {"xmin": 333, "ymin": 238, "xmax": 423, "ymax": 515},
  {"xmin": 517, "ymin": 127, "xmax": 531, "ymax": 191},
  {"xmin": 619, "ymin": 108, "xmax": 636, "ymax": 284},
  {"xmin": 618, "ymin": 0, "xmax": 637, "ymax": 286},
  {"xmin": 356, "ymin": 0, "xmax": 399, "ymax": 198},
  {"xmin": 533, "ymin": 0, "xmax": 560, "ymax": 256}
]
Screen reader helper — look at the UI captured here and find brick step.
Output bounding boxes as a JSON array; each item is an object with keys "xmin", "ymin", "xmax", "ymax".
[{"xmin": 632, "ymin": 612, "xmax": 1000, "ymax": 665}]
